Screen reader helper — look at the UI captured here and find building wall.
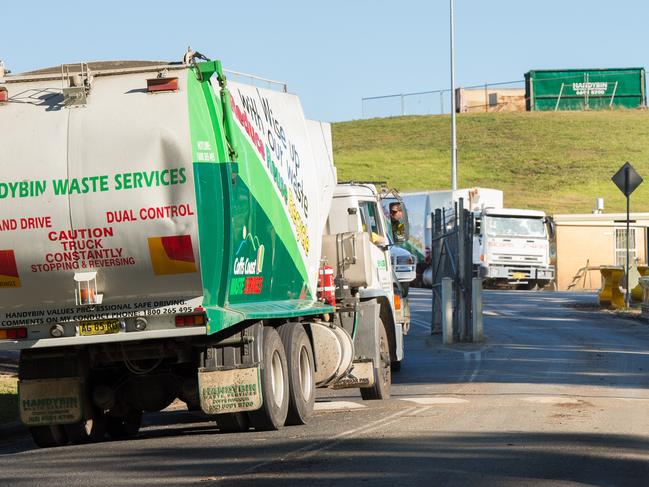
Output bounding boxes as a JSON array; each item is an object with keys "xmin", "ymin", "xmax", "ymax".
[
  {"xmin": 555, "ymin": 223, "xmax": 646, "ymax": 290},
  {"xmin": 456, "ymin": 88, "xmax": 525, "ymax": 113}
]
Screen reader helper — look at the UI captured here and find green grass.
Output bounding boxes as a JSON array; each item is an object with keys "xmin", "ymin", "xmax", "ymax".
[
  {"xmin": 0, "ymin": 376, "xmax": 18, "ymax": 425},
  {"xmin": 332, "ymin": 110, "xmax": 649, "ymax": 214}
]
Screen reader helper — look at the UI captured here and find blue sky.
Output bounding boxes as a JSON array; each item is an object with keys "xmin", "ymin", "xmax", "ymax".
[{"xmin": 2, "ymin": 1, "xmax": 647, "ymax": 122}]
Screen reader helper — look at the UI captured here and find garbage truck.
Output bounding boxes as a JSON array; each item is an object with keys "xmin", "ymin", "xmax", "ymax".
[{"xmin": 0, "ymin": 51, "xmax": 406, "ymax": 447}]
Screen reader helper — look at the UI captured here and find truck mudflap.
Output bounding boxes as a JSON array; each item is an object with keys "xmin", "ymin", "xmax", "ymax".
[
  {"xmin": 19, "ymin": 377, "xmax": 83, "ymax": 426},
  {"xmin": 198, "ymin": 365, "xmax": 262, "ymax": 415},
  {"xmin": 353, "ymin": 300, "xmax": 381, "ymax": 367},
  {"xmin": 331, "ymin": 359, "xmax": 374, "ymax": 389}
]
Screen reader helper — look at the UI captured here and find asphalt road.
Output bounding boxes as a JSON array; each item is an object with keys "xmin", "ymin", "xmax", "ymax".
[{"xmin": 2, "ymin": 289, "xmax": 649, "ymax": 486}]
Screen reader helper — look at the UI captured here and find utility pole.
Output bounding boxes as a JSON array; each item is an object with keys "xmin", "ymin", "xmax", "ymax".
[{"xmin": 450, "ymin": 0, "xmax": 458, "ymax": 190}]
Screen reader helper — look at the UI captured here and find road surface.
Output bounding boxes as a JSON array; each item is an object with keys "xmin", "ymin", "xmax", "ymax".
[{"xmin": 2, "ymin": 289, "xmax": 649, "ymax": 486}]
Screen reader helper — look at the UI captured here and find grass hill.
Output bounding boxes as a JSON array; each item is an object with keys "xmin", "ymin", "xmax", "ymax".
[{"xmin": 332, "ymin": 111, "xmax": 649, "ymax": 214}]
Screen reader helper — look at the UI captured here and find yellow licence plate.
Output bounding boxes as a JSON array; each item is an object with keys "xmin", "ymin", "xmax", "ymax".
[
  {"xmin": 79, "ymin": 319, "xmax": 120, "ymax": 336},
  {"xmin": 512, "ymin": 272, "xmax": 526, "ymax": 280}
]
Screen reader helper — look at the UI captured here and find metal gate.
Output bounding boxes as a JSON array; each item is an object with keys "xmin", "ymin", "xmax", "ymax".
[{"xmin": 430, "ymin": 199, "xmax": 480, "ymax": 342}]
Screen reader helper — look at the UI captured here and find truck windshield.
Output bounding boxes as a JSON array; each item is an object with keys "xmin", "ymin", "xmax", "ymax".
[{"xmin": 485, "ymin": 216, "xmax": 546, "ymax": 237}]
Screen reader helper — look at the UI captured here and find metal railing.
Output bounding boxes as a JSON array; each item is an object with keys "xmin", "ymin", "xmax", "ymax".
[{"xmin": 224, "ymin": 69, "xmax": 288, "ymax": 93}]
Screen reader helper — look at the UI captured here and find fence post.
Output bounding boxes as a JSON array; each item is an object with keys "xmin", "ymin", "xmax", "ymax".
[
  {"xmin": 472, "ymin": 277, "xmax": 483, "ymax": 341},
  {"xmin": 457, "ymin": 199, "xmax": 467, "ymax": 341},
  {"xmin": 442, "ymin": 277, "xmax": 453, "ymax": 344},
  {"xmin": 484, "ymin": 83, "xmax": 488, "ymax": 112},
  {"xmin": 431, "ymin": 209, "xmax": 443, "ymax": 334},
  {"xmin": 554, "ymin": 83, "xmax": 564, "ymax": 112}
]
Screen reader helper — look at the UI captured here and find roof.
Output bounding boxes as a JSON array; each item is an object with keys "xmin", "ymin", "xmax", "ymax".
[
  {"xmin": 526, "ymin": 67, "xmax": 644, "ymax": 75},
  {"xmin": 333, "ymin": 183, "xmax": 377, "ymax": 199},
  {"xmin": 553, "ymin": 212, "xmax": 649, "ymax": 226},
  {"xmin": 483, "ymin": 208, "xmax": 546, "ymax": 218},
  {"xmin": 16, "ymin": 60, "xmax": 175, "ymax": 76}
]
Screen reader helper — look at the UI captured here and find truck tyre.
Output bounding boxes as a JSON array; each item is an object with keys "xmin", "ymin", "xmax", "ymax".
[
  {"xmin": 216, "ymin": 413, "xmax": 250, "ymax": 433},
  {"xmin": 249, "ymin": 327, "xmax": 289, "ymax": 431},
  {"xmin": 29, "ymin": 425, "xmax": 68, "ymax": 448},
  {"xmin": 279, "ymin": 323, "xmax": 315, "ymax": 425},
  {"xmin": 521, "ymin": 280, "xmax": 537, "ymax": 291},
  {"xmin": 401, "ymin": 283, "xmax": 409, "ymax": 297},
  {"xmin": 106, "ymin": 409, "xmax": 142, "ymax": 440},
  {"xmin": 361, "ymin": 320, "xmax": 391, "ymax": 400},
  {"xmin": 65, "ymin": 410, "xmax": 107, "ymax": 444}
]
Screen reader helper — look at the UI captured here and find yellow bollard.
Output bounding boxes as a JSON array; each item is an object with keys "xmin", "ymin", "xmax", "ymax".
[
  {"xmin": 631, "ymin": 265, "xmax": 649, "ymax": 302},
  {"xmin": 610, "ymin": 267, "xmax": 626, "ymax": 308},
  {"xmin": 599, "ymin": 266, "xmax": 625, "ymax": 308}
]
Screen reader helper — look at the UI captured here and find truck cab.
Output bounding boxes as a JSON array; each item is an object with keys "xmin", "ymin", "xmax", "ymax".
[
  {"xmin": 474, "ymin": 208, "xmax": 555, "ymax": 289},
  {"xmin": 325, "ymin": 183, "xmax": 407, "ymax": 368}
]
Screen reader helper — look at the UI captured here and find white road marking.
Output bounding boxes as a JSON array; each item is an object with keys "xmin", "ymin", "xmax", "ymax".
[
  {"xmin": 521, "ymin": 396, "xmax": 581, "ymax": 405},
  {"xmin": 399, "ymin": 397, "xmax": 468, "ymax": 405},
  {"xmin": 411, "ymin": 318, "xmax": 431, "ymax": 331},
  {"xmin": 314, "ymin": 401, "xmax": 366, "ymax": 411},
  {"xmin": 237, "ymin": 407, "xmax": 423, "ymax": 477},
  {"xmin": 458, "ymin": 350, "xmax": 482, "ymax": 383}
]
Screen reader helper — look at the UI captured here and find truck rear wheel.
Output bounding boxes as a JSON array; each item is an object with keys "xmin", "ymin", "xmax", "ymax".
[
  {"xmin": 216, "ymin": 413, "xmax": 250, "ymax": 433},
  {"xmin": 279, "ymin": 323, "xmax": 315, "ymax": 425},
  {"xmin": 249, "ymin": 327, "xmax": 289, "ymax": 431},
  {"xmin": 107, "ymin": 409, "xmax": 142, "ymax": 440},
  {"xmin": 29, "ymin": 425, "xmax": 68, "ymax": 448},
  {"xmin": 65, "ymin": 410, "xmax": 107, "ymax": 444},
  {"xmin": 361, "ymin": 320, "xmax": 391, "ymax": 400}
]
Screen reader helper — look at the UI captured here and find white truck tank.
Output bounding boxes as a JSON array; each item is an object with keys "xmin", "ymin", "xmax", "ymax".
[{"xmin": 0, "ymin": 67, "xmax": 203, "ymax": 328}]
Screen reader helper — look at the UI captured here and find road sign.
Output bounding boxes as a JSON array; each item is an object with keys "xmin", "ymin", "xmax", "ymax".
[
  {"xmin": 612, "ymin": 162, "xmax": 643, "ymax": 196},
  {"xmin": 611, "ymin": 162, "xmax": 643, "ymax": 308}
]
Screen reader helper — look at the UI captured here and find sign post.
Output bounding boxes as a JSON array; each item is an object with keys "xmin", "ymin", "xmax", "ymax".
[{"xmin": 611, "ymin": 162, "xmax": 643, "ymax": 308}]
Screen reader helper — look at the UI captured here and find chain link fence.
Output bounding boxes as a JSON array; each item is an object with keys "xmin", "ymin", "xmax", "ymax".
[{"xmin": 361, "ymin": 80, "xmax": 524, "ymax": 119}]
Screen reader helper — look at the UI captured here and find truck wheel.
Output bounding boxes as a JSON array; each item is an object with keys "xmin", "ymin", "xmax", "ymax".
[
  {"xmin": 361, "ymin": 320, "xmax": 391, "ymax": 400},
  {"xmin": 401, "ymin": 284, "xmax": 409, "ymax": 297},
  {"xmin": 65, "ymin": 410, "xmax": 107, "ymax": 444},
  {"xmin": 521, "ymin": 281, "xmax": 537, "ymax": 291},
  {"xmin": 249, "ymin": 327, "xmax": 289, "ymax": 431},
  {"xmin": 279, "ymin": 323, "xmax": 315, "ymax": 425},
  {"xmin": 106, "ymin": 409, "xmax": 142, "ymax": 440},
  {"xmin": 29, "ymin": 425, "xmax": 68, "ymax": 448},
  {"xmin": 216, "ymin": 413, "xmax": 250, "ymax": 433}
]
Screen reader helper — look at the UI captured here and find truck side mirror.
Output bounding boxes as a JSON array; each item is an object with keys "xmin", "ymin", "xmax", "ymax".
[
  {"xmin": 545, "ymin": 217, "xmax": 556, "ymax": 239},
  {"xmin": 474, "ymin": 217, "xmax": 481, "ymax": 235},
  {"xmin": 392, "ymin": 220, "xmax": 408, "ymax": 243}
]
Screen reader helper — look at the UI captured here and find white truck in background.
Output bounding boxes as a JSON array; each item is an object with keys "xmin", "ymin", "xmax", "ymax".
[
  {"xmin": 403, "ymin": 188, "xmax": 554, "ymax": 289},
  {"xmin": 473, "ymin": 207, "xmax": 555, "ymax": 289}
]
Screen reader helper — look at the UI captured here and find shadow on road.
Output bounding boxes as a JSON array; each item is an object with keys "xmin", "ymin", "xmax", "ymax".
[
  {"xmin": 2, "ymin": 430, "xmax": 648, "ymax": 486},
  {"xmin": 399, "ymin": 290, "xmax": 649, "ymax": 391}
]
